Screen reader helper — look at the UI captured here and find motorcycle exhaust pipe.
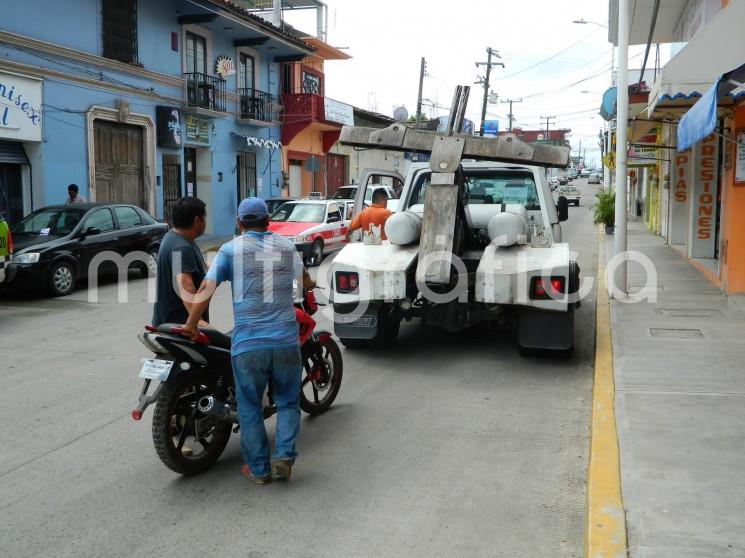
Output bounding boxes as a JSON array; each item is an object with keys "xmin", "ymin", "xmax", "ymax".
[{"xmin": 197, "ymin": 395, "xmax": 237, "ymax": 422}]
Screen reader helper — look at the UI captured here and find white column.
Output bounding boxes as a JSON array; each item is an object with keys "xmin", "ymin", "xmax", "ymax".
[
  {"xmin": 613, "ymin": 0, "xmax": 629, "ymax": 298},
  {"xmin": 272, "ymin": 0, "xmax": 282, "ymax": 27}
]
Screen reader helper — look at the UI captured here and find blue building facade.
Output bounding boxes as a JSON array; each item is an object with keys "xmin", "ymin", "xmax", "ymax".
[{"xmin": 0, "ymin": 0, "xmax": 312, "ymax": 236}]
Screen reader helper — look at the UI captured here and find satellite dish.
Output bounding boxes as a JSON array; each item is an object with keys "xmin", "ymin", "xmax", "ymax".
[{"xmin": 393, "ymin": 106, "xmax": 409, "ymax": 122}]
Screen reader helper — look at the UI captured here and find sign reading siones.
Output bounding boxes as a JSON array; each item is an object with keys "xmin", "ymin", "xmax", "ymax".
[{"xmin": 0, "ymin": 71, "xmax": 42, "ymax": 142}]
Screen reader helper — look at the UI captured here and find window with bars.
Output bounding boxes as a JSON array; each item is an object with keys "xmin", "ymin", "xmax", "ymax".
[{"xmin": 102, "ymin": 0, "xmax": 138, "ymax": 64}]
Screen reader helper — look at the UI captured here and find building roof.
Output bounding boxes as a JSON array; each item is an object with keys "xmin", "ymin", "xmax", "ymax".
[{"xmin": 194, "ymin": 0, "xmax": 315, "ymax": 53}]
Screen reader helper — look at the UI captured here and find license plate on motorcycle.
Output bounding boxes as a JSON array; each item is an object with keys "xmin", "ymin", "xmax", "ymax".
[{"xmin": 139, "ymin": 358, "xmax": 174, "ymax": 382}]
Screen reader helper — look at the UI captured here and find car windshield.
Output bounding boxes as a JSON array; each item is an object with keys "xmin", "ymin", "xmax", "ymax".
[
  {"xmin": 331, "ymin": 187, "xmax": 356, "ymax": 200},
  {"xmin": 271, "ymin": 203, "xmax": 326, "ymax": 223},
  {"xmin": 13, "ymin": 208, "xmax": 85, "ymax": 236},
  {"xmin": 408, "ymin": 171, "xmax": 541, "ymax": 210}
]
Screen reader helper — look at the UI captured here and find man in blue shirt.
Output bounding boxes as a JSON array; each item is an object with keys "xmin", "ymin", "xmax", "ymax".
[{"xmin": 181, "ymin": 198, "xmax": 315, "ymax": 484}]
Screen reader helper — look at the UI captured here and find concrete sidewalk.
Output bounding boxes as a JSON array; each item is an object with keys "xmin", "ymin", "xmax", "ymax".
[{"xmin": 608, "ymin": 220, "xmax": 745, "ymax": 557}]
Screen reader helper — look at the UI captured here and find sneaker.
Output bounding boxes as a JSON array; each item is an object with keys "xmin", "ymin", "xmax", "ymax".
[
  {"xmin": 271, "ymin": 459, "xmax": 293, "ymax": 480},
  {"xmin": 241, "ymin": 464, "xmax": 271, "ymax": 485},
  {"xmin": 181, "ymin": 445, "xmax": 194, "ymax": 457}
]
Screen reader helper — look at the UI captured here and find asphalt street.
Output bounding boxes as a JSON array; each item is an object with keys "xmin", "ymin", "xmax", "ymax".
[{"xmin": 0, "ymin": 179, "xmax": 599, "ymax": 558}]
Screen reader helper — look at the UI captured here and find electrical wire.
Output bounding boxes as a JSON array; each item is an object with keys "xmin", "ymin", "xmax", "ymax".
[{"xmin": 498, "ymin": 33, "xmax": 595, "ymax": 79}]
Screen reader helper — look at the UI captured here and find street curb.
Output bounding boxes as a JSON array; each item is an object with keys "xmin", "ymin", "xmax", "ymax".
[{"xmin": 584, "ymin": 225, "xmax": 628, "ymax": 558}]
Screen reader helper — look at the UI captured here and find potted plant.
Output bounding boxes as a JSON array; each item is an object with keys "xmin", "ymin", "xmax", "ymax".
[{"xmin": 592, "ymin": 188, "xmax": 616, "ymax": 234}]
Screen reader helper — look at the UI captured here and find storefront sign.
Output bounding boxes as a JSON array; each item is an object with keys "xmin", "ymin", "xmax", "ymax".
[
  {"xmin": 669, "ymin": 150, "xmax": 690, "ymax": 245},
  {"xmin": 156, "ymin": 106, "xmax": 182, "ymax": 148},
  {"xmin": 324, "ymin": 98, "xmax": 354, "ymax": 126},
  {"xmin": 628, "ymin": 127, "xmax": 658, "ymax": 167},
  {"xmin": 215, "ymin": 55, "xmax": 235, "ymax": 79},
  {"xmin": 185, "ymin": 115, "xmax": 210, "ymax": 144},
  {"xmin": 735, "ymin": 130, "xmax": 745, "ymax": 184},
  {"xmin": 689, "ymin": 133, "xmax": 719, "ymax": 258},
  {"xmin": 0, "ymin": 71, "xmax": 42, "ymax": 142}
]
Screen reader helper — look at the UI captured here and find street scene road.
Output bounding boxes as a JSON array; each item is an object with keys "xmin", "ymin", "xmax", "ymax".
[
  {"xmin": 0, "ymin": 181, "xmax": 598, "ymax": 557},
  {"xmin": 4, "ymin": 0, "xmax": 745, "ymax": 556}
]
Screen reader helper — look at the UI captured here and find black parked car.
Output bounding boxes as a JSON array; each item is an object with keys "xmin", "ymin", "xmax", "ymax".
[{"xmin": 6, "ymin": 203, "xmax": 167, "ymax": 296}]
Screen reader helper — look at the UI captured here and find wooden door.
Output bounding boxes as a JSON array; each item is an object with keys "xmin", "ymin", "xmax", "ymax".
[
  {"xmin": 162, "ymin": 154, "xmax": 182, "ymax": 225},
  {"xmin": 94, "ymin": 120, "xmax": 145, "ymax": 208},
  {"xmin": 326, "ymin": 154, "xmax": 347, "ymax": 196}
]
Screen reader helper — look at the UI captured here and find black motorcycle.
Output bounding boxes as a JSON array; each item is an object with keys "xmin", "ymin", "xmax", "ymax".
[{"xmin": 132, "ymin": 290, "xmax": 342, "ymax": 475}]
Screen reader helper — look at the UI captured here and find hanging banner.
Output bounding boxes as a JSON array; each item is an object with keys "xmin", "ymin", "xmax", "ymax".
[
  {"xmin": 156, "ymin": 106, "xmax": 181, "ymax": 148},
  {"xmin": 232, "ymin": 132, "xmax": 281, "ymax": 150},
  {"xmin": 185, "ymin": 115, "xmax": 210, "ymax": 144},
  {"xmin": 688, "ymin": 132, "xmax": 719, "ymax": 258},
  {"xmin": 735, "ymin": 130, "xmax": 745, "ymax": 184},
  {"xmin": 669, "ymin": 147, "xmax": 690, "ymax": 245}
]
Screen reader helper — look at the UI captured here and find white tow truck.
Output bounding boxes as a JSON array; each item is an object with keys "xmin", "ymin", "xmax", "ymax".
[{"xmin": 329, "ymin": 89, "xmax": 579, "ymax": 354}]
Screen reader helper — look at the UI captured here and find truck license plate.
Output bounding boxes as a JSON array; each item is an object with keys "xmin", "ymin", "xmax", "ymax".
[{"xmin": 139, "ymin": 359, "xmax": 174, "ymax": 382}]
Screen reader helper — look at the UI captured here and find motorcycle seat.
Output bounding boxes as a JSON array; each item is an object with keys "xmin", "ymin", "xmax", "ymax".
[
  {"xmin": 198, "ymin": 328, "xmax": 232, "ymax": 350},
  {"xmin": 154, "ymin": 323, "xmax": 232, "ymax": 350}
]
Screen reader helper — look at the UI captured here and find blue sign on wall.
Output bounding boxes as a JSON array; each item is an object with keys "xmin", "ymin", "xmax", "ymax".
[{"xmin": 483, "ymin": 120, "xmax": 499, "ymax": 136}]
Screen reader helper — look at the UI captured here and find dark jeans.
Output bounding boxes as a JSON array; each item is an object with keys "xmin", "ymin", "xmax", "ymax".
[{"xmin": 231, "ymin": 345, "xmax": 302, "ymax": 477}]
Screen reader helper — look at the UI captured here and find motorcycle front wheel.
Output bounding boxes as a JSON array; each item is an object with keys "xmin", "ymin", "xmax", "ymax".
[
  {"xmin": 152, "ymin": 369, "xmax": 233, "ymax": 476},
  {"xmin": 300, "ymin": 337, "xmax": 343, "ymax": 415}
]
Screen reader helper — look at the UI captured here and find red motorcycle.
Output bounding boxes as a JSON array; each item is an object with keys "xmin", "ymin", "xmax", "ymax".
[{"xmin": 132, "ymin": 290, "xmax": 342, "ymax": 475}]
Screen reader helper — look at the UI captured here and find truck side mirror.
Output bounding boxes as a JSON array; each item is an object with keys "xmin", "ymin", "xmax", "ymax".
[{"xmin": 557, "ymin": 196, "xmax": 569, "ymax": 222}]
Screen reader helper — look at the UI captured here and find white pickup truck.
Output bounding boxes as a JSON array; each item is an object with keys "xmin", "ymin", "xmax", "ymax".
[{"xmin": 329, "ymin": 123, "xmax": 578, "ymax": 355}]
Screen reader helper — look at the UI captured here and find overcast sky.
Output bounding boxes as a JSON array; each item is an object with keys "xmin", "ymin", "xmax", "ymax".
[{"xmin": 286, "ymin": 1, "xmax": 652, "ymax": 167}]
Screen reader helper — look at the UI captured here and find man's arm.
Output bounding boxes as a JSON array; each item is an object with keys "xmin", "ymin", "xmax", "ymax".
[
  {"xmin": 180, "ymin": 279, "xmax": 217, "ymax": 339},
  {"xmin": 345, "ymin": 212, "xmax": 363, "ymax": 240},
  {"xmin": 176, "ymin": 273, "xmax": 210, "ymax": 326}
]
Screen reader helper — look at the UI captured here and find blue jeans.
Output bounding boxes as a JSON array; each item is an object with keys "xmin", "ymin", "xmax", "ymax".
[{"xmin": 231, "ymin": 345, "xmax": 302, "ymax": 477}]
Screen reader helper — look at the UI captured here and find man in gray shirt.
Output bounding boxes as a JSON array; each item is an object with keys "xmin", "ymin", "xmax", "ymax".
[
  {"xmin": 152, "ymin": 197, "xmax": 210, "ymax": 326},
  {"xmin": 65, "ymin": 184, "xmax": 87, "ymax": 204}
]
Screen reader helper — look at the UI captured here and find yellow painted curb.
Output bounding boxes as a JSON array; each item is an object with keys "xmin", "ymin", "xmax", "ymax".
[{"xmin": 585, "ymin": 226, "xmax": 627, "ymax": 558}]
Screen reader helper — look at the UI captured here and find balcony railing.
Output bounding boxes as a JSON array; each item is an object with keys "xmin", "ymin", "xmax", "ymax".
[
  {"xmin": 185, "ymin": 72, "xmax": 226, "ymax": 112},
  {"xmin": 281, "ymin": 92, "xmax": 325, "ymax": 122},
  {"xmin": 239, "ymin": 88, "xmax": 276, "ymax": 122}
]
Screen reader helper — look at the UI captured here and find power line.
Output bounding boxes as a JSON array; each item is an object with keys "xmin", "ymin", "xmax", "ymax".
[{"xmin": 499, "ymin": 33, "xmax": 594, "ymax": 79}]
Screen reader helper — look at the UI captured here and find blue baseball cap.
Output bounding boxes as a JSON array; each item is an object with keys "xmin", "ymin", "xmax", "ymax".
[{"xmin": 238, "ymin": 197, "xmax": 269, "ymax": 219}]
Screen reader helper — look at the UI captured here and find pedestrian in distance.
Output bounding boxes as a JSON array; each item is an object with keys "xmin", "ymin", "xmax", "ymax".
[
  {"xmin": 65, "ymin": 184, "xmax": 87, "ymax": 204},
  {"xmin": 181, "ymin": 197, "xmax": 316, "ymax": 485},
  {"xmin": 345, "ymin": 188, "xmax": 393, "ymax": 241},
  {"xmin": 152, "ymin": 197, "xmax": 210, "ymax": 328}
]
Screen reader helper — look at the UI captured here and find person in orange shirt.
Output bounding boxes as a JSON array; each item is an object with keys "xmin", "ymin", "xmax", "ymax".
[{"xmin": 345, "ymin": 188, "xmax": 393, "ymax": 241}]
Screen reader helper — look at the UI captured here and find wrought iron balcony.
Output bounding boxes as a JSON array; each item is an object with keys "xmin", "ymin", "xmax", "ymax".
[
  {"xmin": 185, "ymin": 72, "xmax": 226, "ymax": 112},
  {"xmin": 239, "ymin": 88, "xmax": 276, "ymax": 122}
]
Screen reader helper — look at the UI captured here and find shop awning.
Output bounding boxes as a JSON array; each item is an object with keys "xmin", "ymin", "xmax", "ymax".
[
  {"xmin": 648, "ymin": 0, "xmax": 745, "ymax": 117},
  {"xmin": 677, "ymin": 63, "xmax": 745, "ymax": 151}
]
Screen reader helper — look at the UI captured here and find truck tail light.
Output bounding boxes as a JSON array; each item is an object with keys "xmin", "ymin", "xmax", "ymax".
[
  {"xmin": 530, "ymin": 276, "xmax": 565, "ymax": 300},
  {"xmin": 336, "ymin": 271, "xmax": 359, "ymax": 294}
]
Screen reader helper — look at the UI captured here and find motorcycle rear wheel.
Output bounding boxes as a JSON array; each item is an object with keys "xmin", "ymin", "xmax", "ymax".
[
  {"xmin": 152, "ymin": 369, "xmax": 233, "ymax": 476},
  {"xmin": 300, "ymin": 337, "xmax": 343, "ymax": 415}
]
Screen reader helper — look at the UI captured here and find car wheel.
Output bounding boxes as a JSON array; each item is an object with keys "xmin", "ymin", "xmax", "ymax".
[
  {"xmin": 49, "ymin": 261, "xmax": 76, "ymax": 296},
  {"xmin": 307, "ymin": 239, "xmax": 324, "ymax": 267}
]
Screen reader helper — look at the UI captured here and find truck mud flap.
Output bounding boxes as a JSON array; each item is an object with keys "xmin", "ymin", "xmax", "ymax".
[
  {"xmin": 333, "ymin": 303, "xmax": 380, "ymax": 340},
  {"xmin": 517, "ymin": 307, "xmax": 574, "ymax": 351}
]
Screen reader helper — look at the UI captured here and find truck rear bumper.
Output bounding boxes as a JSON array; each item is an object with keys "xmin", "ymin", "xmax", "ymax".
[{"xmin": 333, "ymin": 302, "xmax": 381, "ymax": 339}]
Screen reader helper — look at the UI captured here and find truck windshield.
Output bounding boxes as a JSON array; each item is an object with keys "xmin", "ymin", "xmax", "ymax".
[
  {"xmin": 408, "ymin": 171, "xmax": 541, "ymax": 210},
  {"xmin": 271, "ymin": 203, "xmax": 326, "ymax": 223}
]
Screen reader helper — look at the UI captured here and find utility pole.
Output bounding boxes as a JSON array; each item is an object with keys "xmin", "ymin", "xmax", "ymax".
[
  {"xmin": 500, "ymin": 98, "xmax": 522, "ymax": 132},
  {"xmin": 578, "ymin": 138, "xmax": 582, "ymax": 167},
  {"xmin": 540, "ymin": 115, "xmax": 556, "ymax": 139},
  {"xmin": 476, "ymin": 47, "xmax": 504, "ymax": 136},
  {"xmin": 415, "ymin": 57, "xmax": 426, "ymax": 130}
]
